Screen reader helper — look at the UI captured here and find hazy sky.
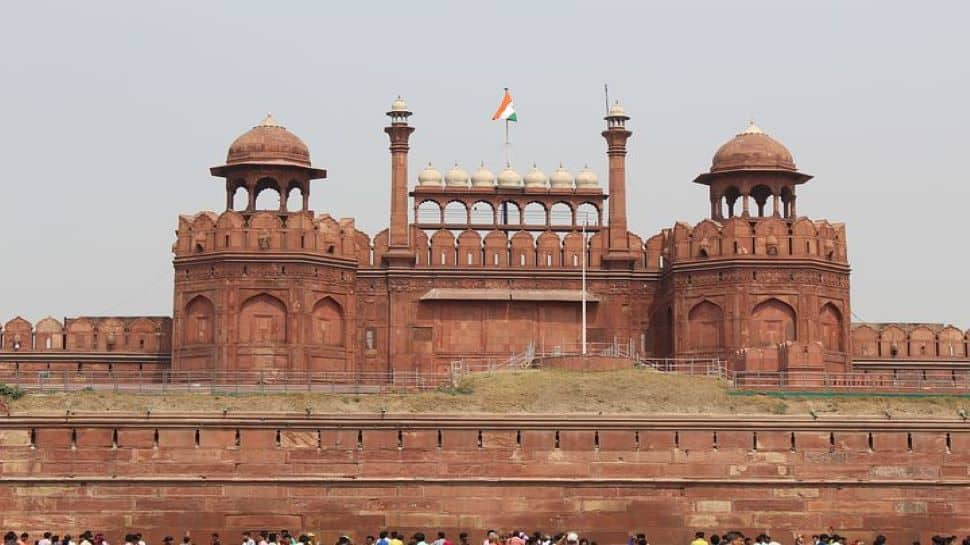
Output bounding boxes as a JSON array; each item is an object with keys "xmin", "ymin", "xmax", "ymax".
[{"xmin": 1, "ymin": 1, "xmax": 967, "ymax": 327}]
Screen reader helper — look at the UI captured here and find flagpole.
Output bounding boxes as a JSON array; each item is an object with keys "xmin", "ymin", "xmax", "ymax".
[
  {"xmin": 504, "ymin": 119, "xmax": 510, "ymax": 166},
  {"xmin": 581, "ymin": 216, "xmax": 587, "ymax": 356}
]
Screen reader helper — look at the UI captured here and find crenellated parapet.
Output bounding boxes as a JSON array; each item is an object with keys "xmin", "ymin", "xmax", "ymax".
[
  {"xmin": 852, "ymin": 322, "xmax": 969, "ymax": 361},
  {"xmin": 657, "ymin": 216, "xmax": 848, "ymax": 265},
  {"xmin": 0, "ymin": 316, "xmax": 171, "ymax": 354},
  {"xmin": 173, "ymin": 209, "xmax": 364, "ymax": 262}
]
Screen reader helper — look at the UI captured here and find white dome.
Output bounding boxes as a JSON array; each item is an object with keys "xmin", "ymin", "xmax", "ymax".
[
  {"xmin": 523, "ymin": 163, "xmax": 548, "ymax": 188},
  {"xmin": 497, "ymin": 165, "xmax": 522, "ymax": 187},
  {"xmin": 575, "ymin": 165, "xmax": 599, "ymax": 188},
  {"xmin": 608, "ymin": 100, "xmax": 627, "ymax": 118},
  {"xmin": 390, "ymin": 96, "xmax": 409, "ymax": 112},
  {"xmin": 471, "ymin": 162, "xmax": 495, "ymax": 187},
  {"xmin": 417, "ymin": 162, "xmax": 443, "ymax": 186},
  {"xmin": 549, "ymin": 163, "xmax": 573, "ymax": 188},
  {"xmin": 445, "ymin": 163, "xmax": 470, "ymax": 187}
]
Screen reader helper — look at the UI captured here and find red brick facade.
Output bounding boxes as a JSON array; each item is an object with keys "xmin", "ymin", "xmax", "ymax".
[
  {"xmin": 0, "ymin": 103, "xmax": 967, "ymax": 377},
  {"xmin": 1, "ymin": 416, "xmax": 968, "ymax": 540}
]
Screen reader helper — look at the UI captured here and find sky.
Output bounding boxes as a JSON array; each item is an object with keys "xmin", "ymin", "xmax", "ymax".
[{"xmin": 0, "ymin": 1, "xmax": 967, "ymax": 327}]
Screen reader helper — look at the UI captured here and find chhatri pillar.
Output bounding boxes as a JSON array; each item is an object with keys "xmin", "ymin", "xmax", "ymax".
[
  {"xmin": 383, "ymin": 96, "xmax": 417, "ymax": 267},
  {"xmin": 601, "ymin": 101, "xmax": 636, "ymax": 270}
]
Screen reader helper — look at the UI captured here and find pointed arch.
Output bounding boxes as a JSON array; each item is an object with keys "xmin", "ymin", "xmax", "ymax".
[
  {"xmin": 687, "ymin": 300, "xmax": 724, "ymax": 352},
  {"xmin": 238, "ymin": 293, "xmax": 286, "ymax": 344},
  {"xmin": 818, "ymin": 303, "xmax": 844, "ymax": 352},
  {"xmin": 750, "ymin": 298, "xmax": 796, "ymax": 346},
  {"xmin": 311, "ymin": 296, "xmax": 344, "ymax": 347},
  {"xmin": 184, "ymin": 295, "xmax": 215, "ymax": 345}
]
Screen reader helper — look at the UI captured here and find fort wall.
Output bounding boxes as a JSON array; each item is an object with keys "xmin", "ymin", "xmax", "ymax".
[{"xmin": 1, "ymin": 416, "xmax": 969, "ymax": 542}]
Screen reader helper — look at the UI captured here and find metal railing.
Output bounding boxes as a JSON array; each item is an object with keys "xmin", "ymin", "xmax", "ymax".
[
  {"xmin": 4, "ymin": 369, "xmax": 451, "ymax": 394},
  {"xmin": 732, "ymin": 370, "xmax": 970, "ymax": 393}
]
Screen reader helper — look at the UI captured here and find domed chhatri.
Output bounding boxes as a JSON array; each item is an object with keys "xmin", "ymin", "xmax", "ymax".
[
  {"xmin": 418, "ymin": 162, "xmax": 443, "ymax": 186},
  {"xmin": 549, "ymin": 163, "xmax": 573, "ymax": 189},
  {"xmin": 497, "ymin": 165, "xmax": 523, "ymax": 187},
  {"xmin": 574, "ymin": 165, "xmax": 599, "ymax": 188},
  {"xmin": 710, "ymin": 121, "xmax": 796, "ymax": 173},
  {"xmin": 445, "ymin": 163, "xmax": 470, "ymax": 187},
  {"xmin": 523, "ymin": 163, "xmax": 549, "ymax": 188},
  {"xmin": 225, "ymin": 114, "xmax": 312, "ymax": 168},
  {"xmin": 471, "ymin": 162, "xmax": 496, "ymax": 187}
]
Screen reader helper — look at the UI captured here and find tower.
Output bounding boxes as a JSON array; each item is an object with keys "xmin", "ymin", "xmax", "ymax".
[
  {"xmin": 657, "ymin": 122, "xmax": 851, "ymax": 374},
  {"xmin": 602, "ymin": 101, "xmax": 636, "ymax": 270},
  {"xmin": 383, "ymin": 96, "xmax": 416, "ymax": 267},
  {"xmin": 172, "ymin": 115, "xmax": 358, "ymax": 375}
]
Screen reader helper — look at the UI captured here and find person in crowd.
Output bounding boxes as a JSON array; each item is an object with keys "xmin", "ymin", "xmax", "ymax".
[
  {"xmin": 39, "ymin": 533, "xmax": 52, "ymax": 545},
  {"xmin": 692, "ymin": 533, "xmax": 708, "ymax": 545},
  {"xmin": 376, "ymin": 533, "xmax": 389, "ymax": 545},
  {"xmin": 364, "ymin": 538, "xmax": 373, "ymax": 545},
  {"xmin": 430, "ymin": 533, "xmax": 447, "ymax": 545},
  {"xmin": 722, "ymin": 532, "xmax": 746, "ymax": 545},
  {"xmin": 457, "ymin": 534, "xmax": 468, "ymax": 545},
  {"xmin": 389, "ymin": 533, "xmax": 402, "ymax": 545},
  {"xmin": 711, "ymin": 535, "xmax": 721, "ymax": 545},
  {"xmin": 242, "ymin": 534, "xmax": 255, "ymax": 545},
  {"xmin": 211, "ymin": 534, "xmax": 220, "ymax": 545},
  {"xmin": 181, "ymin": 536, "xmax": 191, "ymax": 545}
]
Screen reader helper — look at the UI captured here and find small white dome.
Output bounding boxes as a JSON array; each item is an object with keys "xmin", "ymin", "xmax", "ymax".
[
  {"xmin": 390, "ymin": 96, "xmax": 409, "ymax": 112},
  {"xmin": 445, "ymin": 162, "xmax": 470, "ymax": 187},
  {"xmin": 574, "ymin": 165, "xmax": 599, "ymax": 188},
  {"xmin": 471, "ymin": 162, "xmax": 495, "ymax": 187},
  {"xmin": 608, "ymin": 100, "xmax": 627, "ymax": 118},
  {"xmin": 418, "ymin": 162, "xmax": 443, "ymax": 186},
  {"xmin": 523, "ymin": 163, "xmax": 548, "ymax": 188},
  {"xmin": 549, "ymin": 163, "xmax": 573, "ymax": 188},
  {"xmin": 497, "ymin": 165, "xmax": 522, "ymax": 187}
]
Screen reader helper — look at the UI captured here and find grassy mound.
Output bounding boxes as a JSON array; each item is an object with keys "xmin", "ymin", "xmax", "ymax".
[{"xmin": 5, "ymin": 368, "xmax": 969, "ymax": 416}]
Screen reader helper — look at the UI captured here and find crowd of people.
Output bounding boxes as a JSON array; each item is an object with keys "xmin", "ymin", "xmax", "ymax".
[{"xmin": 5, "ymin": 530, "xmax": 970, "ymax": 545}]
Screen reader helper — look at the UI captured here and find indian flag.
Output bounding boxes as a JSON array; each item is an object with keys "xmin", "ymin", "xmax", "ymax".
[{"xmin": 491, "ymin": 88, "xmax": 517, "ymax": 122}]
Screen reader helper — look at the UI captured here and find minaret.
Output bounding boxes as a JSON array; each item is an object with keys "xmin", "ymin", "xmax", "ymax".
[
  {"xmin": 383, "ymin": 96, "xmax": 416, "ymax": 267},
  {"xmin": 602, "ymin": 101, "xmax": 636, "ymax": 269}
]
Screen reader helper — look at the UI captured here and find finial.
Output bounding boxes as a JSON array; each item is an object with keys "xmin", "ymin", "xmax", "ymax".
[
  {"xmin": 257, "ymin": 113, "xmax": 282, "ymax": 128},
  {"xmin": 741, "ymin": 120, "xmax": 764, "ymax": 135}
]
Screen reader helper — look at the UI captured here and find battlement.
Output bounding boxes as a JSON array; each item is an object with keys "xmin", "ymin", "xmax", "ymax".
[
  {"xmin": 660, "ymin": 216, "xmax": 848, "ymax": 266},
  {"xmin": 0, "ymin": 316, "xmax": 170, "ymax": 354},
  {"xmin": 852, "ymin": 322, "xmax": 969, "ymax": 361}
]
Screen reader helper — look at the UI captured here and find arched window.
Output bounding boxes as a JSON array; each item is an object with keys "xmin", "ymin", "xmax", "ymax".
[
  {"xmin": 688, "ymin": 301, "xmax": 724, "ymax": 352},
  {"xmin": 470, "ymin": 201, "xmax": 495, "ymax": 225},
  {"xmin": 550, "ymin": 202, "xmax": 573, "ymax": 226},
  {"xmin": 184, "ymin": 295, "xmax": 215, "ymax": 345},
  {"xmin": 312, "ymin": 297, "xmax": 344, "ymax": 347},
  {"xmin": 576, "ymin": 202, "xmax": 599, "ymax": 226},
  {"xmin": 254, "ymin": 186, "xmax": 281, "ymax": 210},
  {"xmin": 750, "ymin": 298, "xmax": 797, "ymax": 346},
  {"xmin": 286, "ymin": 185, "xmax": 304, "ymax": 212},
  {"xmin": 444, "ymin": 201, "xmax": 469, "ymax": 224},
  {"xmin": 417, "ymin": 200, "xmax": 443, "ymax": 223},
  {"xmin": 819, "ymin": 303, "xmax": 844, "ymax": 352},
  {"xmin": 231, "ymin": 184, "xmax": 247, "ymax": 211},
  {"xmin": 498, "ymin": 201, "xmax": 521, "ymax": 225},
  {"xmin": 522, "ymin": 202, "xmax": 546, "ymax": 226},
  {"xmin": 238, "ymin": 294, "xmax": 286, "ymax": 343}
]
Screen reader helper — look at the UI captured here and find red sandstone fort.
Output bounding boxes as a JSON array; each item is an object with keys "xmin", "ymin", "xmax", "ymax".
[
  {"xmin": 0, "ymin": 98, "xmax": 965, "ymax": 381},
  {"xmin": 1, "ymin": 98, "xmax": 970, "ymax": 545}
]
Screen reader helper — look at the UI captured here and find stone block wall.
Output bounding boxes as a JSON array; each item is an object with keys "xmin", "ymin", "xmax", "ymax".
[{"xmin": 1, "ymin": 417, "xmax": 969, "ymax": 543}]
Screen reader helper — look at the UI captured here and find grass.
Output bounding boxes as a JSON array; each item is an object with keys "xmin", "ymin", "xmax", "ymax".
[{"xmin": 5, "ymin": 368, "xmax": 970, "ymax": 417}]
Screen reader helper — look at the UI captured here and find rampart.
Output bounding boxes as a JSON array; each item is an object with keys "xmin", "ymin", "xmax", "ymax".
[{"xmin": 1, "ymin": 415, "xmax": 969, "ymax": 543}]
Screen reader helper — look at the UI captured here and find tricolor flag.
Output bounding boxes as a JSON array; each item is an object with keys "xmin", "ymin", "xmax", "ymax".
[{"xmin": 491, "ymin": 88, "xmax": 517, "ymax": 122}]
